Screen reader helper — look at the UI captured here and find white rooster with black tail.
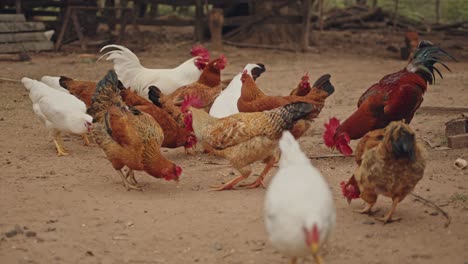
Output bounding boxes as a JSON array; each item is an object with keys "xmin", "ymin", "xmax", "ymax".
[{"xmin": 265, "ymin": 131, "xmax": 335, "ymax": 264}]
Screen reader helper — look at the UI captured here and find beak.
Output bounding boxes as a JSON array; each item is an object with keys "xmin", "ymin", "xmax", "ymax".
[{"xmin": 347, "ymin": 197, "xmax": 352, "ymax": 205}]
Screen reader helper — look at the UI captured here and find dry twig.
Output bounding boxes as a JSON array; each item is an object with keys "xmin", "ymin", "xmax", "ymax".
[{"xmin": 410, "ymin": 192, "xmax": 451, "ymax": 227}]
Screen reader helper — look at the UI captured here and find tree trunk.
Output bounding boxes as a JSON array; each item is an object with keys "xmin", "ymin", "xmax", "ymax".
[
  {"xmin": 435, "ymin": 0, "xmax": 440, "ymax": 24},
  {"xmin": 392, "ymin": 0, "xmax": 400, "ymax": 29}
]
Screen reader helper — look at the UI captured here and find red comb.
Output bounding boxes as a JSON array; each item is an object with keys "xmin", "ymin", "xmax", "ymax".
[{"xmin": 191, "ymin": 45, "xmax": 210, "ymax": 59}]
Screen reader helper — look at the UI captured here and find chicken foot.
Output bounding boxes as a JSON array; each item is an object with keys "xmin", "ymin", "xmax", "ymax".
[
  {"xmin": 375, "ymin": 197, "xmax": 402, "ymax": 224},
  {"xmin": 238, "ymin": 158, "xmax": 275, "ymax": 189},
  {"xmin": 53, "ymin": 133, "xmax": 69, "ymax": 156},
  {"xmin": 117, "ymin": 170, "xmax": 142, "ymax": 191},
  {"xmin": 126, "ymin": 169, "xmax": 138, "ymax": 185},
  {"xmin": 313, "ymin": 254, "xmax": 323, "ymax": 264},
  {"xmin": 290, "ymin": 257, "xmax": 297, "ymax": 264},
  {"xmin": 82, "ymin": 134, "xmax": 92, "ymax": 146},
  {"xmin": 354, "ymin": 203, "xmax": 379, "ymax": 215},
  {"xmin": 210, "ymin": 167, "xmax": 252, "ymax": 191}
]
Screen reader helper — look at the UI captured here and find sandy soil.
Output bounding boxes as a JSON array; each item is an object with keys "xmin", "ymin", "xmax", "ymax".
[{"xmin": 1, "ymin": 30, "xmax": 467, "ymax": 264}]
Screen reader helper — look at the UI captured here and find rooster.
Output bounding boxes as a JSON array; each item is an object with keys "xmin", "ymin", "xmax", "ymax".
[
  {"xmin": 183, "ymin": 99, "xmax": 314, "ymax": 191},
  {"xmin": 99, "ymin": 44, "xmax": 210, "ymax": 98},
  {"xmin": 88, "ymin": 70, "xmax": 182, "ymax": 190},
  {"xmin": 209, "ymin": 63, "xmax": 266, "ymax": 118},
  {"xmin": 341, "ymin": 121, "xmax": 427, "ymax": 223},
  {"xmin": 238, "ymin": 72, "xmax": 334, "ymax": 138},
  {"xmin": 163, "ymin": 54, "xmax": 227, "ymax": 111},
  {"xmin": 22, "ymin": 77, "xmax": 93, "ymax": 155},
  {"xmin": 324, "ymin": 41, "xmax": 455, "ymax": 156},
  {"xmin": 265, "ymin": 131, "xmax": 335, "ymax": 264}
]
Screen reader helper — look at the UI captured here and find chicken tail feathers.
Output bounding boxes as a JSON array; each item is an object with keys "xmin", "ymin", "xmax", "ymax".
[
  {"xmin": 407, "ymin": 40, "xmax": 456, "ymax": 85},
  {"xmin": 312, "ymin": 74, "xmax": 335, "ymax": 96},
  {"xmin": 58, "ymin": 76, "xmax": 73, "ymax": 90},
  {"xmin": 273, "ymin": 102, "xmax": 315, "ymax": 130},
  {"xmin": 148, "ymin": 86, "xmax": 163, "ymax": 107},
  {"xmin": 88, "ymin": 70, "xmax": 125, "ymax": 122}
]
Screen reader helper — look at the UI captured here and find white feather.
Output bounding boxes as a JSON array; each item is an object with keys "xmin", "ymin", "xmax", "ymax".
[
  {"xmin": 21, "ymin": 77, "xmax": 92, "ymax": 136},
  {"xmin": 209, "ymin": 64, "xmax": 262, "ymax": 118},
  {"xmin": 40, "ymin": 76, "xmax": 70, "ymax": 93},
  {"xmin": 99, "ymin": 44, "xmax": 202, "ymax": 98},
  {"xmin": 265, "ymin": 131, "xmax": 336, "ymax": 258}
]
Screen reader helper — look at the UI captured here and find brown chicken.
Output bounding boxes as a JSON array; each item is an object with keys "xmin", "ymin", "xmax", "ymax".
[
  {"xmin": 238, "ymin": 72, "xmax": 334, "ymax": 138},
  {"xmin": 183, "ymin": 99, "xmax": 314, "ymax": 191},
  {"xmin": 341, "ymin": 121, "xmax": 427, "ymax": 223},
  {"xmin": 59, "ymin": 76, "xmax": 195, "ymax": 150},
  {"xmin": 88, "ymin": 70, "xmax": 182, "ymax": 190},
  {"xmin": 165, "ymin": 54, "xmax": 227, "ymax": 111}
]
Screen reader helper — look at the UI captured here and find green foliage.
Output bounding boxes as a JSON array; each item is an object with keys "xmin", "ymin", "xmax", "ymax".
[
  {"xmin": 326, "ymin": 0, "xmax": 468, "ymax": 24},
  {"xmin": 450, "ymin": 193, "xmax": 468, "ymax": 202}
]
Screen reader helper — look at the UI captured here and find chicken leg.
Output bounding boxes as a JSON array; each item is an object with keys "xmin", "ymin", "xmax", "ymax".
[
  {"xmin": 290, "ymin": 257, "xmax": 297, "ymax": 264},
  {"xmin": 53, "ymin": 132, "xmax": 69, "ymax": 156},
  {"xmin": 238, "ymin": 158, "xmax": 275, "ymax": 189},
  {"xmin": 375, "ymin": 197, "xmax": 402, "ymax": 224},
  {"xmin": 117, "ymin": 169, "xmax": 142, "ymax": 191},
  {"xmin": 82, "ymin": 134, "xmax": 91, "ymax": 146},
  {"xmin": 313, "ymin": 254, "xmax": 323, "ymax": 264},
  {"xmin": 210, "ymin": 167, "xmax": 252, "ymax": 191},
  {"xmin": 354, "ymin": 203, "xmax": 379, "ymax": 215}
]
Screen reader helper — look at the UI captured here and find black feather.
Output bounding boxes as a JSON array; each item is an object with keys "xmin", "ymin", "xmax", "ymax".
[
  {"xmin": 411, "ymin": 41, "xmax": 456, "ymax": 85},
  {"xmin": 58, "ymin": 76, "xmax": 73, "ymax": 90},
  {"xmin": 312, "ymin": 74, "xmax": 335, "ymax": 96},
  {"xmin": 148, "ymin": 86, "xmax": 163, "ymax": 107},
  {"xmin": 251, "ymin": 63, "xmax": 266, "ymax": 80},
  {"xmin": 391, "ymin": 129, "xmax": 416, "ymax": 162}
]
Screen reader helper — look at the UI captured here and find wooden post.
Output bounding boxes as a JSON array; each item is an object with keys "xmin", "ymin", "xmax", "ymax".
[
  {"xmin": 301, "ymin": 0, "xmax": 311, "ymax": 52},
  {"xmin": 372, "ymin": 0, "xmax": 378, "ymax": 8},
  {"xmin": 319, "ymin": 0, "xmax": 324, "ymax": 32},
  {"xmin": 55, "ymin": 6, "xmax": 72, "ymax": 51},
  {"xmin": 194, "ymin": 0, "xmax": 204, "ymax": 41},
  {"xmin": 392, "ymin": 0, "xmax": 400, "ymax": 29},
  {"xmin": 208, "ymin": 8, "xmax": 224, "ymax": 51},
  {"xmin": 71, "ymin": 9, "xmax": 87, "ymax": 50},
  {"xmin": 435, "ymin": 0, "xmax": 440, "ymax": 24},
  {"xmin": 15, "ymin": 0, "xmax": 21, "ymax": 13}
]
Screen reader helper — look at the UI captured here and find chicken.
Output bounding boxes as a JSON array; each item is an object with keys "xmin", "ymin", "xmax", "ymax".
[
  {"xmin": 164, "ymin": 54, "xmax": 227, "ymax": 111},
  {"xmin": 88, "ymin": 70, "xmax": 182, "ymax": 190},
  {"xmin": 324, "ymin": 41, "xmax": 455, "ymax": 156},
  {"xmin": 238, "ymin": 71, "xmax": 334, "ymax": 138},
  {"xmin": 209, "ymin": 63, "xmax": 266, "ymax": 118},
  {"xmin": 58, "ymin": 76, "xmax": 195, "ymax": 150},
  {"xmin": 100, "ymin": 44, "xmax": 210, "ymax": 98},
  {"xmin": 265, "ymin": 131, "xmax": 335, "ymax": 264},
  {"xmin": 341, "ymin": 121, "xmax": 427, "ymax": 223},
  {"xmin": 183, "ymin": 99, "xmax": 314, "ymax": 191},
  {"xmin": 21, "ymin": 77, "xmax": 93, "ymax": 155}
]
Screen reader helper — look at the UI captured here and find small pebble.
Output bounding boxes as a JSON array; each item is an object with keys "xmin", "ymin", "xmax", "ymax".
[
  {"xmin": 362, "ymin": 220, "xmax": 375, "ymax": 225},
  {"xmin": 86, "ymin": 251, "xmax": 94, "ymax": 256},
  {"xmin": 213, "ymin": 242, "xmax": 223, "ymax": 251},
  {"xmin": 430, "ymin": 212, "xmax": 439, "ymax": 216}
]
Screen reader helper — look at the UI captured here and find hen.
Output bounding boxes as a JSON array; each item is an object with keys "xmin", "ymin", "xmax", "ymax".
[
  {"xmin": 88, "ymin": 70, "xmax": 182, "ymax": 190},
  {"xmin": 209, "ymin": 63, "xmax": 266, "ymax": 118},
  {"xmin": 183, "ymin": 99, "xmax": 314, "ymax": 191},
  {"xmin": 265, "ymin": 131, "xmax": 335, "ymax": 264},
  {"xmin": 22, "ymin": 77, "xmax": 93, "ymax": 155},
  {"xmin": 341, "ymin": 121, "xmax": 426, "ymax": 223},
  {"xmin": 238, "ymin": 72, "xmax": 334, "ymax": 138},
  {"xmin": 100, "ymin": 44, "xmax": 210, "ymax": 97},
  {"xmin": 59, "ymin": 76, "xmax": 96, "ymax": 107},
  {"xmin": 164, "ymin": 54, "xmax": 227, "ymax": 111},
  {"xmin": 324, "ymin": 41, "xmax": 455, "ymax": 156}
]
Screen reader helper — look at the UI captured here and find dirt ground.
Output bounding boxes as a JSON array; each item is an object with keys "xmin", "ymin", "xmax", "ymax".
[{"xmin": 1, "ymin": 29, "xmax": 467, "ymax": 264}]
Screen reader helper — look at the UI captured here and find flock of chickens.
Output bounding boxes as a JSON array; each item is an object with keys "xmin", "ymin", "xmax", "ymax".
[{"xmin": 21, "ymin": 40, "xmax": 454, "ymax": 264}]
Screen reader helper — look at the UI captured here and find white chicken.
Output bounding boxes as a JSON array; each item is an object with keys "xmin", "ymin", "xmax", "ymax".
[
  {"xmin": 22, "ymin": 77, "xmax": 93, "ymax": 155},
  {"xmin": 265, "ymin": 131, "xmax": 335, "ymax": 264},
  {"xmin": 40, "ymin": 76, "xmax": 69, "ymax": 93},
  {"xmin": 209, "ymin": 63, "xmax": 266, "ymax": 118},
  {"xmin": 99, "ymin": 44, "xmax": 210, "ymax": 98}
]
